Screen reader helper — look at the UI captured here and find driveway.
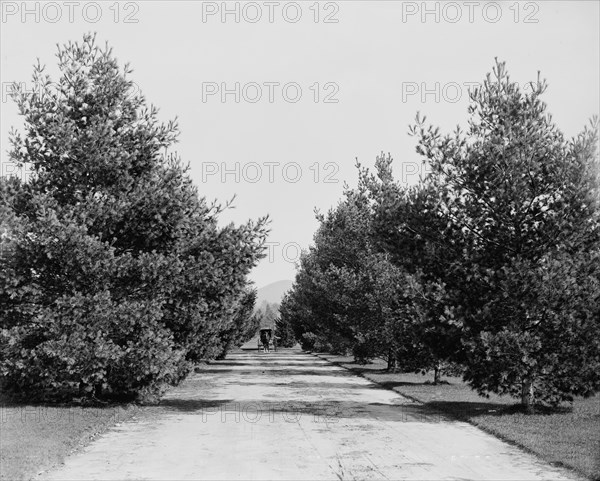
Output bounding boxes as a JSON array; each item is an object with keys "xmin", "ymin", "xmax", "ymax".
[{"xmin": 41, "ymin": 348, "xmax": 579, "ymax": 480}]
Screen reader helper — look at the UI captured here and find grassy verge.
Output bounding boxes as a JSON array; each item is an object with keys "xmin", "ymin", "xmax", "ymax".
[
  {"xmin": 0, "ymin": 397, "xmax": 141, "ymax": 481},
  {"xmin": 0, "ymin": 363, "xmax": 213, "ymax": 481},
  {"xmin": 318, "ymin": 353, "xmax": 600, "ymax": 481}
]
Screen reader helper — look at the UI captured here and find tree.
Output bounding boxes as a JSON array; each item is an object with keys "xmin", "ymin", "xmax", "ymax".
[
  {"xmin": 0, "ymin": 34, "xmax": 268, "ymax": 403},
  {"xmin": 410, "ymin": 60, "xmax": 600, "ymax": 410},
  {"xmin": 282, "ymin": 60, "xmax": 599, "ymax": 404},
  {"xmin": 361, "ymin": 155, "xmax": 465, "ymax": 381},
  {"xmin": 280, "ymin": 189, "xmax": 374, "ymax": 356},
  {"xmin": 216, "ymin": 289, "xmax": 260, "ymax": 358},
  {"xmin": 281, "ymin": 183, "xmax": 412, "ymax": 364},
  {"xmin": 274, "ymin": 310, "xmax": 297, "ymax": 348}
]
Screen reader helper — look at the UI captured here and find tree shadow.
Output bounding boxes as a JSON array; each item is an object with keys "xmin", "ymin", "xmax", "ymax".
[
  {"xmin": 228, "ymin": 380, "xmax": 380, "ymax": 390},
  {"xmin": 377, "ymin": 380, "xmax": 429, "ymax": 389},
  {"xmin": 153, "ymin": 397, "xmax": 446, "ymax": 422},
  {"xmin": 157, "ymin": 398, "xmax": 233, "ymax": 413},
  {"xmin": 0, "ymin": 391, "xmax": 135, "ymax": 409},
  {"xmin": 193, "ymin": 368, "xmax": 351, "ymax": 378},
  {"xmin": 423, "ymin": 400, "xmax": 573, "ymax": 420},
  {"xmin": 210, "ymin": 361, "xmax": 327, "ymax": 367}
]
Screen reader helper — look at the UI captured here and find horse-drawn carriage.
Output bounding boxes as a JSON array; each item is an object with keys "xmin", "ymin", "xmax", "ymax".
[{"xmin": 258, "ymin": 328, "xmax": 277, "ymax": 353}]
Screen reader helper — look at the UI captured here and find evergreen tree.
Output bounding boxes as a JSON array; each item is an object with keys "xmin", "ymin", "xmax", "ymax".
[
  {"xmin": 0, "ymin": 34, "xmax": 268, "ymax": 402},
  {"xmin": 410, "ymin": 61, "xmax": 600, "ymax": 409}
]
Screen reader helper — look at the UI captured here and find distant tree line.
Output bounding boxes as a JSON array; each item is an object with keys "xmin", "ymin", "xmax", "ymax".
[
  {"xmin": 281, "ymin": 61, "xmax": 600, "ymax": 411},
  {"xmin": 255, "ymin": 301, "xmax": 279, "ymax": 329},
  {"xmin": 0, "ymin": 35, "xmax": 267, "ymax": 403}
]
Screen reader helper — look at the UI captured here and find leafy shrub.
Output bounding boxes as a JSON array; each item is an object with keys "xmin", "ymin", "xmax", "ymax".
[
  {"xmin": 352, "ymin": 340, "xmax": 375, "ymax": 365},
  {"xmin": 300, "ymin": 332, "xmax": 318, "ymax": 351},
  {"xmin": 299, "ymin": 332, "xmax": 334, "ymax": 352}
]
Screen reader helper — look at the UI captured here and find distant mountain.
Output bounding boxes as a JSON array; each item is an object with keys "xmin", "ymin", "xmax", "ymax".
[{"xmin": 256, "ymin": 279, "xmax": 293, "ymax": 308}]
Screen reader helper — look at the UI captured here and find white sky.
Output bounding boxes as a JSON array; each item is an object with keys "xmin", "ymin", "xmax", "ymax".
[{"xmin": 1, "ymin": 0, "xmax": 599, "ymax": 288}]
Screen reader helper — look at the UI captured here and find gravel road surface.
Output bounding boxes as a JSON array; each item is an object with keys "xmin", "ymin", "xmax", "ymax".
[{"xmin": 41, "ymin": 349, "xmax": 580, "ymax": 480}]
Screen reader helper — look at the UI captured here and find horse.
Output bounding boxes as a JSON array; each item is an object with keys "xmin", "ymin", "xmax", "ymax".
[{"xmin": 260, "ymin": 329, "xmax": 272, "ymax": 353}]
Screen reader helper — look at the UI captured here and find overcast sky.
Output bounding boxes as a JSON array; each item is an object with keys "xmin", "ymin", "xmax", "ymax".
[{"xmin": 1, "ymin": 0, "xmax": 599, "ymax": 288}]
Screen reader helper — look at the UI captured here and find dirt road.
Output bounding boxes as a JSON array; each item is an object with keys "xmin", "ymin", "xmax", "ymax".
[{"xmin": 41, "ymin": 349, "xmax": 579, "ymax": 480}]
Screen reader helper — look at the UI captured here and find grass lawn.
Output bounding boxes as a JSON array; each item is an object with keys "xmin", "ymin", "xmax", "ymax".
[
  {"xmin": 318, "ymin": 353, "xmax": 600, "ymax": 481},
  {"xmin": 0, "ymin": 397, "xmax": 140, "ymax": 481}
]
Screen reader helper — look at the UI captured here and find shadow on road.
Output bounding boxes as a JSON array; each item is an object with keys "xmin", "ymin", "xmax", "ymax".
[
  {"xmin": 154, "ymin": 396, "xmax": 449, "ymax": 423},
  {"xmin": 158, "ymin": 398, "xmax": 234, "ymax": 413}
]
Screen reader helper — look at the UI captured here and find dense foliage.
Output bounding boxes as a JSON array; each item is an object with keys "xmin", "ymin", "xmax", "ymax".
[
  {"xmin": 273, "ymin": 299, "xmax": 297, "ymax": 348},
  {"xmin": 281, "ymin": 61, "xmax": 600, "ymax": 409},
  {"xmin": 216, "ymin": 289, "xmax": 261, "ymax": 359},
  {"xmin": 0, "ymin": 35, "xmax": 268, "ymax": 403}
]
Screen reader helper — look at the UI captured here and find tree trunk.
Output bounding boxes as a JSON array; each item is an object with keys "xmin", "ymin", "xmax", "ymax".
[
  {"xmin": 387, "ymin": 350, "xmax": 397, "ymax": 372},
  {"xmin": 521, "ymin": 377, "xmax": 535, "ymax": 413},
  {"xmin": 433, "ymin": 362, "xmax": 441, "ymax": 385}
]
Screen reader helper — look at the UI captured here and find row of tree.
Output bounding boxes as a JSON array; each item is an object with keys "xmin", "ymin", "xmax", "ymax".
[
  {"xmin": 280, "ymin": 61, "xmax": 600, "ymax": 411},
  {"xmin": 0, "ymin": 35, "xmax": 268, "ymax": 403}
]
